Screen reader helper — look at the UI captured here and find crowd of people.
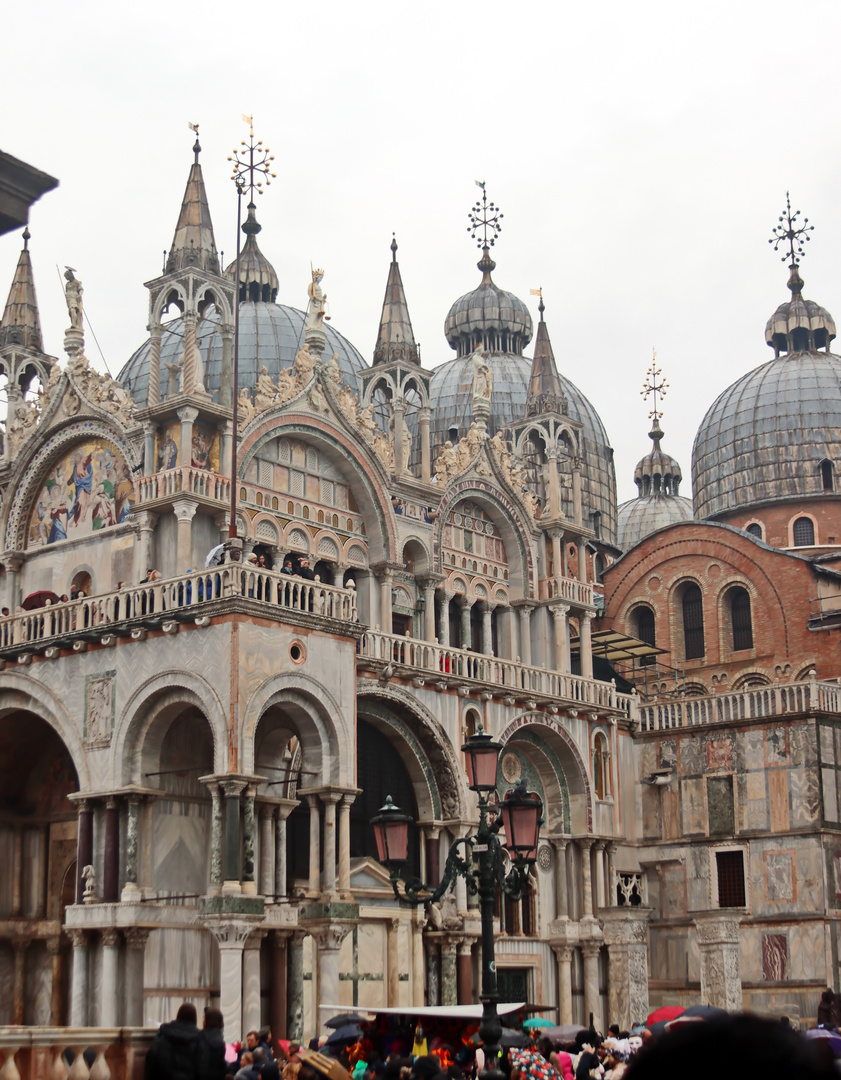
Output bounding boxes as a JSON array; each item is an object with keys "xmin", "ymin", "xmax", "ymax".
[{"xmin": 142, "ymin": 1003, "xmax": 841, "ymax": 1080}]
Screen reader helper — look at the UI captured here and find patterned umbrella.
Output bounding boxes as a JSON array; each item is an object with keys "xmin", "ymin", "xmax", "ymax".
[{"xmin": 509, "ymin": 1049, "xmax": 559, "ymax": 1080}]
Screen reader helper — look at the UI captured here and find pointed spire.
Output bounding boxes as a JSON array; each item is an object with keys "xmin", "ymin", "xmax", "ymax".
[
  {"xmin": 0, "ymin": 228, "xmax": 43, "ymax": 352},
  {"xmin": 525, "ymin": 295, "xmax": 565, "ymax": 416},
  {"xmin": 166, "ymin": 135, "xmax": 221, "ymax": 276},
  {"xmin": 373, "ymin": 235, "xmax": 419, "ymax": 365}
]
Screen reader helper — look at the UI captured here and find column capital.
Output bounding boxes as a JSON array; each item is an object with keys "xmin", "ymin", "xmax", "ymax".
[
  {"xmin": 419, "ymin": 574, "xmax": 445, "ymax": 590},
  {"xmin": 172, "ymin": 497, "xmax": 199, "ymax": 523},
  {"xmin": 68, "ymin": 929, "xmax": 88, "ymax": 949},
  {"xmin": 551, "ymin": 944, "xmax": 574, "ymax": 963},
  {"xmin": 245, "ymin": 929, "xmax": 268, "ymax": 949},
  {"xmin": 577, "ymin": 835, "xmax": 595, "ymax": 852},
  {"xmin": 134, "ymin": 510, "xmax": 159, "ymax": 531},
  {"xmin": 2, "ymin": 552, "xmax": 24, "ymax": 573},
  {"xmin": 202, "ymin": 916, "xmax": 264, "ymax": 947},
  {"xmin": 124, "ymin": 927, "xmax": 151, "ymax": 950},
  {"xmin": 550, "ymin": 602, "xmax": 570, "ymax": 620},
  {"xmin": 176, "ymin": 405, "xmax": 199, "ymax": 424},
  {"xmin": 101, "ymin": 928, "xmax": 121, "ymax": 948},
  {"xmin": 512, "ymin": 600, "xmax": 536, "ymax": 616},
  {"xmin": 581, "ymin": 610, "xmax": 596, "ymax": 625},
  {"xmin": 581, "ymin": 942, "xmax": 602, "ymax": 960}
]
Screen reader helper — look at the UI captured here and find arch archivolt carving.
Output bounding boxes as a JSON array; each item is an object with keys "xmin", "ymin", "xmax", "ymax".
[
  {"xmin": 114, "ymin": 670, "xmax": 228, "ymax": 786},
  {"xmin": 241, "ymin": 672, "xmax": 350, "ymax": 785},
  {"xmin": 356, "ymin": 682, "xmax": 467, "ymax": 822},
  {"xmin": 0, "ymin": 671, "xmax": 90, "ymax": 790}
]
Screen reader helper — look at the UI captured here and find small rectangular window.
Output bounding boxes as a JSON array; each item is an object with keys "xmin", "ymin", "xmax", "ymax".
[{"xmin": 716, "ymin": 850, "xmax": 746, "ymax": 907}]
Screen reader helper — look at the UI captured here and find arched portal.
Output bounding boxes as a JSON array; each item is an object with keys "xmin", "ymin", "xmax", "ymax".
[{"xmin": 352, "ymin": 719, "xmax": 420, "ymax": 877}]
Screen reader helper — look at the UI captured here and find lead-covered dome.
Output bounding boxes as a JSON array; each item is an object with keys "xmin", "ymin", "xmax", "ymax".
[
  {"xmin": 692, "ymin": 267, "xmax": 841, "ymax": 520},
  {"xmin": 118, "ymin": 302, "xmax": 367, "ymax": 405},
  {"xmin": 445, "ymin": 250, "xmax": 532, "ymax": 353},
  {"xmin": 618, "ymin": 420, "xmax": 693, "ymax": 550}
]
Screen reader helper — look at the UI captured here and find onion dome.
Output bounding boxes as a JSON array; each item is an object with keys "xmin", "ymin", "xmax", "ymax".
[
  {"xmin": 618, "ymin": 418, "xmax": 693, "ymax": 550},
  {"xmin": 765, "ymin": 264, "xmax": 835, "ymax": 356},
  {"xmin": 444, "ymin": 247, "xmax": 532, "ymax": 356},
  {"xmin": 0, "ymin": 228, "xmax": 42, "ymax": 352},
  {"xmin": 224, "ymin": 202, "xmax": 279, "ymax": 303},
  {"xmin": 119, "ymin": 303, "xmax": 367, "ymax": 405}
]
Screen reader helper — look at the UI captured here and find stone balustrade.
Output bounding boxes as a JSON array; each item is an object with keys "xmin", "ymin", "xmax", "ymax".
[
  {"xmin": 358, "ymin": 629, "xmax": 633, "ymax": 714},
  {"xmin": 134, "ymin": 466, "xmax": 231, "ymax": 506},
  {"xmin": 542, "ymin": 575, "xmax": 595, "ymax": 607},
  {"xmin": 0, "ymin": 566, "xmax": 358, "ymax": 652},
  {"xmin": 638, "ymin": 675, "xmax": 839, "ymax": 731},
  {"xmin": 0, "ymin": 1028, "xmax": 154, "ymax": 1080}
]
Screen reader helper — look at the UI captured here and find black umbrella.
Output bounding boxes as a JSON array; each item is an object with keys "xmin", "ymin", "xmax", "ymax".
[
  {"xmin": 325, "ymin": 1014, "xmax": 370, "ymax": 1029},
  {"xmin": 500, "ymin": 1029, "xmax": 529, "ymax": 1048},
  {"xmin": 325, "ymin": 1024, "xmax": 362, "ymax": 1047}
]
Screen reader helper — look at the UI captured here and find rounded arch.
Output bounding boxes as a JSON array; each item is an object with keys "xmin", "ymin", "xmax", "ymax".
[
  {"xmin": 239, "ymin": 413, "xmax": 397, "ymax": 565},
  {"xmin": 114, "ymin": 671, "xmax": 229, "ymax": 785},
  {"xmin": 790, "ymin": 513, "xmax": 818, "ymax": 547},
  {"xmin": 151, "ymin": 285, "xmax": 188, "ymax": 324},
  {"xmin": 195, "ymin": 284, "xmax": 233, "ymax": 324},
  {"xmin": 731, "ymin": 669, "xmax": 772, "ymax": 690},
  {"xmin": 434, "ymin": 479, "xmax": 535, "ymax": 598},
  {"xmin": 241, "ymin": 672, "xmax": 350, "ymax": 785},
  {"xmin": 402, "ymin": 536, "xmax": 430, "ymax": 576},
  {"xmin": 0, "ymin": 672, "xmax": 90, "ymax": 791},
  {"xmin": 356, "ymin": 683, "xmax": 467, "ymax": 822},
  {"xmin": 497, "ymin": 713, "xmax": 593, "ymax": 834}
]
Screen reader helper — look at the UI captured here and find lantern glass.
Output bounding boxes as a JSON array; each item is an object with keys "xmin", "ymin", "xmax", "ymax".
[
  {"xmin": 462, "ymin": 727, "xmax": 503, "ymax": 792},
  {"xmin": 500, "ymin": 784, "xmax": 543, "ymax": 863},
  {"xmin": 371, "ymin": 797, "xmax": 412, "ymax": 867}
]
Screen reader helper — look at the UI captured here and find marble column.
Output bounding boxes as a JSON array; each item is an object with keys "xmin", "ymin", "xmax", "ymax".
[
  {"xmin": 322, "ymin": 792, "xmax": 340, "ymax": 896},
  {"xmin": 172, "ymin": 497, "xmax": 199, "ymax": 576},
  {"xmin": 379, "ymin": 569, "xmax": 393, "ymax": 634},
  {"xmin": 459, "ymin": 598, "xmax": 471, "ymax": 651},
  {"xmin": 103, "ymin": 798, "xmax": 120, "ymax": 903},
  {"xmin": 47, "ymin": 937, "xmax": 62, "ymax": 1026},
  {"xmin": 259, "ymin": 805, "xmax": 275, "ymax": 898},
  {"xmin": 412, "ymin": 915, "xmax": 425, "ymax": 1006},
  {"xmin": 219, "ymin": 325, "xmax": 235, "ymax": 408},
  {"xmin": 580, "ymin": 611, "xmax": 594, "ymax": 680},
  {"xmin": 437, "ymin": 589, "xmax": 450, "ymax": 647},
  {"xmin": 552, "ymin": 604, "xmax": 570, "ymax": 674},
  {"xmin": 10, "ymin": 828, "xmax": 22, "ymax": 916},
  {"xmin": 552, "ymin": 838, "xmax": 569, "ymax": 919},
  {"xmin": 421, "ymin": 580, "xmax": 437, "ymax": 643},
  {"xmin": 426, "ymin": 827, "xmax": 440, "ymax": 887},
  {"xmin": 122, "ymin": 795, "xmax": 141, "ymax": 902},
  {"xmin": 211, "ymin": 923, "xmax": 250, "ymax": 1042},
  {"xmin": 545, "ymin": 449, "xmax": 562, "ymax": 519},
  {"xmin": 387, "ymin": 919, "xmax": 400, "ymax": 1006},
  {"xmin": 134, "ymin": 511, "xmax": 158, "ymax": 585},
  {"xmin": 181, "ymin": 319, "xmax": 198, "ymax": 395},
  {"xmin": 594, "ymin": 841, "xmax": 606, "ymax": 912},
  {"xmin": 147, "ymin": 323, "xmax": 163, "ymax": 407},
  {"xmin": 517, "ymin": 604, "xmax": 534, "ymax": 666},
  {"xmin": 143, "ymin": 421, "xmax": 157, "ymax": 478},
  {"xmin": 243, "ymin": 932, "xmax": 265, "ymax": 1034},
  {"xmin": 275, "ymin": 807, "xmax": 291, "ymax": 902},
  {"xmin": 177, "ymin": 404, "xmax": 199, "ymax": 466},
  {"xmin": 440, "ymin": 938, "xmax": 458, "ymax": 1006},
  {"xmin": 12, "ymin": 939, "xmax": 28, "ymax": 1024},
  {"xmin": 4, "ymin": 553, "xmax": 22, "ymax": 612},
  {"xmin": 481, "ymin": 604, "xmax": 493, "ymax": 656},
  {"xmin": 577, "ymin": 539, "xmax": 588, "ymax": 584},
  {"xmin": 124, "ymin": 928, "xmax": 149, "ymax": 1027},
  {"xmin": 694, "ymin": 914, "xmax": 743, "ymax": 1012},
  {"xmin": 579, "ymin": 838, "xmax": 595, "ymax": 920},
  {"xmin": 270, "ymin": 932, "xmax": 289, "ymax": 1044},
  {"xmin": 392, "ymin": 399, "xmax": 407, "ymax": 476},
  {"xmin": 69, "ymin": 929, "xmax": 89, "ymax": 1028},
  {"xmin": 572, "ymin": 460, "xmax": 583, "ymax": 525},
  {"xmin": 287, "ymin": 932, "xmax": 305, "ymax": 1040},
  {"xmin": 76, "ymin": 801, "xmax": 93, "ymax": 904},
  {"xmin": 553, "ymin": 946, "xmax": 573, "ymax": 1024},
  {"xmin": 100, "ymin": 929, "xmax": 121, "ymax": 1027},
  {"xmin": 550, "ymin": 530, "xmax": 563, "ymax": 584},
  {"xmin": 338, "ymin": 794, "xmax": 354, "ymax": 897},
  {"xmin": 582, "ymin": 944, "xmax": 601, "ymax": 1029},
  {"xmin": 314, "ymin": 925, "xmax": 351, "ymax": 1016},
  {"xmin": 426, "ymin": 941, "xmax": 441, "ymax": 1006},
  {"xmin": 306, "ymin": 795, "xmax": 321, "ymax": 895},
  {"xmin": 219, "ymin": 420, "xmax": 233, "ymax": 479},
  {"xmin": 221, "ymin": 779, "xmax": 246, "ymax": 897},
  {"xmin": 457, "ymin": 941, "xmax": 473, "ymax": 1005},
  {"xmin": 208, "ymin": 783, "xmax": 223, "ymax": 897},
  {"xmin": 419, "ymin": 407, "xmax": 431, "ymax": 484},
  {"xmin": 602, "ymin": 909, "xmax": 651, "ymax": 1031},
  {"xmin": 242, "ymin": 790, "xmax": 257, "ymax": 896}
]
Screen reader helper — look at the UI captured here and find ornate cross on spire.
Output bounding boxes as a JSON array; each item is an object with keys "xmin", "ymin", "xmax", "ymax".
[
  {"xmin": 468, "ymin": 181, "xmax": 503, "ymax": 249},
  {"xmin": 228, "ymin": 116, "xmax": 276, "ymax": 199},
  {"xmin": 641, "ymin": 353, "xmax": 668, "ymax": 423},
  {"xmin": 769, "ymin": 191, "xmax": 813, "ymax": 266}
]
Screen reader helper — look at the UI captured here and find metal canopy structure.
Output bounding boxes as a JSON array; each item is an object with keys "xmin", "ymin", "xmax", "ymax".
[{"xmin": 569, "ymin": 628, "xmax": 666, "ymax": 661}]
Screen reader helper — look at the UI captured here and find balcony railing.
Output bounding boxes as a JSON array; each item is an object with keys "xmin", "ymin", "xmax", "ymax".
[
  {"xmin": 0, "ymin": 1028, "xmax": 154, "ymax": 1080},
  {"xmin": 134, "ymin": 466, "xmax": 231, "ymax": 505},
  {"xmin": 638, "ymin": 677, "xmax": 841, "ymax": 732},
  {"xmin": 541, "ymin": 575, "xmax": 595, "ymax": 607},
  {"xmin": 0, "ymin": 567, "xmax": 358, "ymax": 651},
  {"xmin": 358, "ymin": 629, "xmax": 630, "ymax": 714}
]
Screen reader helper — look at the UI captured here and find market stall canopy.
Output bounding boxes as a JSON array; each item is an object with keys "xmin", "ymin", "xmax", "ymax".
[{"xmin": 319, "ymin": 1003, "xmax": 525, "ymax": 1020}]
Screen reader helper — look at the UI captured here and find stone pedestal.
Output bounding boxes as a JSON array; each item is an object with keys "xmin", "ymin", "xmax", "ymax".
[
  {"xmin": 694, "ymin": 913, "xmax": 743, "ymax": 1012},
  {"xmin": 602, "ymin": 907, "xmax": 652, "ymax": 1030}
]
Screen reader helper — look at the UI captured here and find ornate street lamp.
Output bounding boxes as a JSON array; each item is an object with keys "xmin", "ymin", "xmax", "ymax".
[{"xmin": 371, "ymin": 725, "xmax": 543, "ymax": 1080}]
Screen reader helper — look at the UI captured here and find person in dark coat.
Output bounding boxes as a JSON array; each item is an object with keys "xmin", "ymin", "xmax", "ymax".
[
  {"xmin": 145, "ymin": 1002, "xmax": 202, "ymax": 1080},
  {"xmin": 817, "ymin": 987, "xmax": 839, "ymax": 1029},
  {"xmin": 199, "ymin": 1007, "xmax": 227, "ymax": 1080}
]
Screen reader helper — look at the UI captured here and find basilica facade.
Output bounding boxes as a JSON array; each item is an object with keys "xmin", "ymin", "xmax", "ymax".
[{"xmin": 0, "ymin": 140, "xmax": 840, "ymax": 1040}]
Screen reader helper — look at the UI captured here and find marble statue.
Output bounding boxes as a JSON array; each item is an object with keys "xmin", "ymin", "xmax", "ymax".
[
  {"xmin": 294, "ymin": 343, "xmax": 315, "ymax": 385},
  {"xmin": 82, "ymin": 864, "xmax": 96, "ymax": 903},
  {"xmin": 471, "ymin": 345, "xmax": 493, "ymax": 402},
  {"xmin": 305, "ymin": 269, "xmax": 327, "ymax": 333},
  {"xmin": 357, "ymin": 403, "xmax": 378, "ymax": 445},
  {"xmin": 64, "ymin": 268, "xmax": 83, "ymax": 331},
  {"xmin": 255, "ymin": 366, "xmax": 277, "ymax": 411},
  {"xmin": 238, "ymin": 385, "xmax": 256, "ymax": 426}
]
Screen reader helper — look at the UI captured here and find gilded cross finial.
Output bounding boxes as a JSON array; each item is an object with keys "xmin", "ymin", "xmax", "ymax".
[
  {"xmin": 468, "ymin": 180, "xmax": 503, "ymax": 250},
  {"xmin": 769, "ymin": 191, "xmax": 813, "ymax": 266},
  {"xmin": 228, "ymin": 116, "xmax": 276, "ymax": 198},
  {"xmin": 641, "ymin": 353, "xmax": 668, "ymax": 423}
]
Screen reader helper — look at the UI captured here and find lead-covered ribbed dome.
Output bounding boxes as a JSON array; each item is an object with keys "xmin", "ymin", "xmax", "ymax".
[
  {"xmin": 118, "ymin": 302, "xmax": 367, "ymax": 405},
  {"xmin": 444, "ymin": 248, "xmax": 532, "ymax": 357},
  {"xmin": 618, "ymin": 419, "xmax": 693, "ymax": 549}
]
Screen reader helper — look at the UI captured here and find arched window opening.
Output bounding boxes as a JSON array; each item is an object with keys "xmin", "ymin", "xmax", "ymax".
[
  {"xmin": 463, "ymin": 708, "xmax": 481, "ymax": 741},
  {"xmin": 793, "ymin": 517, "xmax": 815, "ymax": 547},
  {"xmin": 593, "ymin": 733, "xmax": 609, "ymax": 799},
  {"xmin": 729, "ymin": 586, "xmax": 753, "ymax": 651},
  {"xmin": 791, "ymin": 327, "xmax": 810, "ymax": 352},
  {"xmin": 821, "ymin": 460, "xmax": 834, "ymax": 492},
  {"xmin": 594, "ymin": 553, "xmax": 605, "ymax": 583},
  {"xmin": 682, "ymin": 584, "xmax": 705, "ymax": 660},
  {"xmin": 352, "ymin": 719, "xmax": 419, "ymax": 878},
  {"xmin": 745, "ymin": 523, "xmax": 762, "ymax": 539},
  {"xmin": 633, "ymin": 606, "xmax": 656, "ymax": 667}
]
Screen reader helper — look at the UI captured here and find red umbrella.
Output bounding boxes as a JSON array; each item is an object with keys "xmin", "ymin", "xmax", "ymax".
[
  {"xmin": 22, "ymin": 590, "xmax": 60, "ymax": 610},
  {"xmin": 646, "ymin": 1006, "xmax": 685, "ymax": 1027}
]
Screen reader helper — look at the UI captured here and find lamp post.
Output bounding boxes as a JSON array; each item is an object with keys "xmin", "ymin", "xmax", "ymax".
[{"xmin": 371, "ymin": 726, "xmax": 543, "ymax": 1080}]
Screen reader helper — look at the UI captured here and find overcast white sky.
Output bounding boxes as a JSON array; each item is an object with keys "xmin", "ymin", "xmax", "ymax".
[{"xmin": 2, "ymin": 0, "xmax": 839, "ymax": 503}]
